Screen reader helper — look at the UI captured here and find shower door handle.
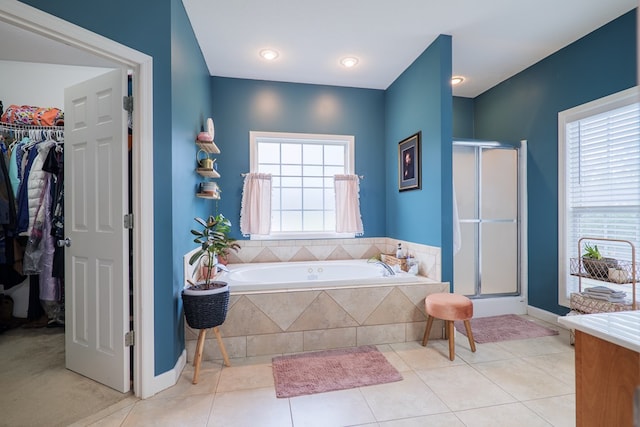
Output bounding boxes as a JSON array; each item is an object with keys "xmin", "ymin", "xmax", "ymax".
[{"xmin": 57, "ymin": 237, "xmax": 72, "ymax": 248}]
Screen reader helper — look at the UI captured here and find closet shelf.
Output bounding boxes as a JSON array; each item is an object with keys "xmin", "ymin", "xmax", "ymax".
[
  {"xmin": 196, "ymin": 140, "xmax": 220, "ymax": 154},
  {"xmin": 196, "ymin": 168, "xmax": 220, "ymax": 178}
]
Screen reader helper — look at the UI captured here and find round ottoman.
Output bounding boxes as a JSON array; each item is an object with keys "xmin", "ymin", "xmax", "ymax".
[{"xmin": 421, "ymin": 293, "xmax": 476, "ymax": 360}]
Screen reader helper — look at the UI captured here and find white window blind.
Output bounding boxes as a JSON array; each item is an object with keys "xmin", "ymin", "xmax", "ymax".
[
  {"xmin": 559, "ymin": 88, "xmax": 640, "ymax": 304},
  {"xmin": 249, "ymin": 131, "xmax": 354, "ymax": 239}
]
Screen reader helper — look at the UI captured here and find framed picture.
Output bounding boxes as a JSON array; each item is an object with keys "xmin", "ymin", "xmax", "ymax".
[{"xmin": 398, "ymin": 131, "xmax": 421, "ymax": 191}]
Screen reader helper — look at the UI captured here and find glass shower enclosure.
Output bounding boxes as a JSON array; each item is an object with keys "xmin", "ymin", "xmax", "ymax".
[{"xmin": 453, "ymin": 141, "xmax": 525, "ymax": 304}]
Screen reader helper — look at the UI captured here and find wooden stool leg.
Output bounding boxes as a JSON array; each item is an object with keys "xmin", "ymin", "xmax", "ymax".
[
  {"xmin": 422, "ymin": 316, "xmax": 434, "ymax": 346},
  {"xmin": 447, "ymin": 321, "xmax": 455, "ymax": 361},
  {"xmin": 192, "ymin": 329, "xmax": 207, "ymax": 384},
  {"xmin": 463, "ymin": 320, "xmax": 476, "ymax": 353},
  {"xmin": 213, "ymin": 326, "xmax": 231, "ymax": 367}
]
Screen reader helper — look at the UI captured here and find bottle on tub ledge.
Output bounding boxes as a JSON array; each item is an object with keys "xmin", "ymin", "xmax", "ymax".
[
  {"xmin": 396, "ymin": 243, "xmax": 404, "ymax": 259},
  {"xmin": 406, "ymin": 253, "xmax": 419, "ymax": 275}
]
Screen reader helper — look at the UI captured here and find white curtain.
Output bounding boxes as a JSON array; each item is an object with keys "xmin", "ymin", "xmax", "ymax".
[
  {"xmin": 240, "ymin": 173, "xmax": 272, "ymax": 236},
  {"xmin": 334, "ymin": 174, "xmax": 364, "ymax": 236},
  {"xmin": 453, "ymin": 178, "xmax": 462, "ymax": 254}
]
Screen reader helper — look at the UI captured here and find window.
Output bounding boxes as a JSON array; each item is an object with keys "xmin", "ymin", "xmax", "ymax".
[
  {"xmin": 249, "ymin": 131, "xmax": 355, "ymax": 239},
  {"xmin": 558, "ymin": 87, "xmax": 640, "ymax": 306}
]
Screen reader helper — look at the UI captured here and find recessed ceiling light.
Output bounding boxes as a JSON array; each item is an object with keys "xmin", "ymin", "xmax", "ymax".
[
  {"xmin": 260, "ymin": 49, "xmax": 279, "ymax": 61},
  {"xmin": 451, "ymin": 76, "xmax": 465, "ymax": 85},
  {"xmin": 340, "ymin": 57, "xmax": 359, "ymax": 68}
]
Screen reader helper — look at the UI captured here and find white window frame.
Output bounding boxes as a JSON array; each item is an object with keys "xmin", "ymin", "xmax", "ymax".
[
  {"xmin": 249, "ymin": 130, "xmax": 355, "ymax": 240},
  {"xmin": 558, "ymin": 86, "xmax": 640, "ymax": 307}
]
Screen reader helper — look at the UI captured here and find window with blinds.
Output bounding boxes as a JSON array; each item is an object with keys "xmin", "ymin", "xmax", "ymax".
[
  {"xmin": 249, "ymin": 131, "xmax": 355, "ymax": 239},
  {"xmin": 558, "ymin": 87, "xmax": 640, "ymax": 305}
]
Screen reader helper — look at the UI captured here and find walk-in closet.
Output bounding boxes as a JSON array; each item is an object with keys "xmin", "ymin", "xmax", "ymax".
[{"xmin": 0, "ymin": 54, "xmax": 132, "ymax": 424}]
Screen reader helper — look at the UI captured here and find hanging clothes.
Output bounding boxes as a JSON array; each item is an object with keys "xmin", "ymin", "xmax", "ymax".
[{"xmin": 43, "ymin": 145, "xmax": 64, "ymax": 279}]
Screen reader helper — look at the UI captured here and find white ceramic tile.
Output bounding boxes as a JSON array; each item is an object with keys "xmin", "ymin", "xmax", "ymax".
[
  {"xmin": 454, "ymin": 402, "xmax": 551, "ymax": 427},
  {"xmin": 473, "ymin": 358, "xmax": 573, "ymax": 401},
  {"xmin": 31, "ymin": 309, "xmax": 580, "ymax": 427},
  {"xmin": 523, "ymin": 394, "xmax": 576, "ymax": 427},
  {"xmin": 215, "ymin": 362, "xmax": 274, "ymax": 393},
  {"xmin": 378, "ymin": 413, "xmax": 465, "ymax": 426},
  {"xmin": 522, "ymin": 352, "xmax": 575, "ymax": 386},
  {"xmin": 495, "ymin": 334, "xmax": 572, "ymax": 357},
  {"xmin": 289, "ymin": 388, "xmax": 376, "ymax": 427},
  {"xmin": 151, "ymin": 361, "xmax": 221, "ymax": 399},
  {"xmin": 120, "ymin": 394, "xmax": 214, "ymax": 427},
  {"xmin": 208, "ymin": 387, "xmax": 291, "ymax": 427},
  {"xmin": 359, "ymin": 371, "xmax": 450, "ymax": 421},
  {"xmin": 455, "ymin": 341, "xmax": 518, "ymax": 364},
  {"xmin": 390, "ymin": 340, "xmax": 465, "ymax": 370},
  {"xmin": 415, "ymin": 364, "xmax": 516, "ymax": 411}
]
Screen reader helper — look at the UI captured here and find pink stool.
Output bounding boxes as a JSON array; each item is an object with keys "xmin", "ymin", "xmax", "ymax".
[{"xmin": 421, "ymin": 293, "xmax": 476, "ymax": 360}]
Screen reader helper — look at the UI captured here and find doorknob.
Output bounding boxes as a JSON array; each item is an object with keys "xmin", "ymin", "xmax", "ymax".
[{"xmin": 57, "ymin": 238, "xmax": 72, "ymax": 248}]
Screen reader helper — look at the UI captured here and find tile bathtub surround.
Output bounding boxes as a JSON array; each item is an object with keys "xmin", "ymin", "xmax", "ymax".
[
  {"xmin": 224, "ymin": 237, "xmax": 442, "ymax": 281},
  {"xmin": 186, "ymin": 282, "xmax": 449, "ymax": 360}
]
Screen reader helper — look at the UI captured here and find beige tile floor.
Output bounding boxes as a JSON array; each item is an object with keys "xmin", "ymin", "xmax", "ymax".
[{"xmin": 74, "ymin": 317, "xmax": 576, "ymax": 427}]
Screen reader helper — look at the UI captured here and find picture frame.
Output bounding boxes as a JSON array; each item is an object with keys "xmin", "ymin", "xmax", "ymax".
[{"xmin": 398, "ymin": 131, "xmax": 421, "ymax": 191}]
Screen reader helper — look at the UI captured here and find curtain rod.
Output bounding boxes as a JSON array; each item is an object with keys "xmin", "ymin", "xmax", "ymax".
[{"xmin": 241, "ymin": 173, "xmax": 364, "ymax": 179}]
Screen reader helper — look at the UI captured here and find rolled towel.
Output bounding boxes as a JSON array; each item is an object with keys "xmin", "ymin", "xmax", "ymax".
[{"xmin": 197, "ymin": 131, "xmax": 213, "ymax": 142}]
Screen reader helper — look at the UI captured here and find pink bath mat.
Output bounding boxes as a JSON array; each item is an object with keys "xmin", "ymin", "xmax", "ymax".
[
  {"xmin": 455, "ymin": 314, "xmax": 559, "ymax": 343},
  {"xmin": 272, "ymin": 345, "xmax": 402, "ymax": 398}
]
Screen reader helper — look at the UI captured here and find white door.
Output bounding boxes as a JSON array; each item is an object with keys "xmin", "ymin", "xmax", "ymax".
[{"xmin": 64, "ymin": 69, "xmax": 130, "ymax": 393}]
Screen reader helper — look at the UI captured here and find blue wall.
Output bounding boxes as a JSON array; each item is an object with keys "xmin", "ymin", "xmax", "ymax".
[
  {"xmin": 453, "ymin": 97, "xmax": 475, "ymax": 139},
  {"xmin": 169, "ymin": 1, "xmax": 214, "ymax": 371},
  {"xmin": 385, "ymin": 35, "xmax": 454, "ymax": 283},
  {"xmin": 472, "ymin": 10, "xmax": 637, "ymax": 314},
  {"xmin": 211, "ymin": 78, "xmax": 387, "ymax": 238},
  {"xmin": 20, "ymin": 0, "xmax": 212, "ymax": 374}
]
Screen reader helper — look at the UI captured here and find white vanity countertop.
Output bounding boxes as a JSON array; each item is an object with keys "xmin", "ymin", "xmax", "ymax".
[{"xmin": 558, "ymin": 311, "xmax": 640, "ymax": 353}]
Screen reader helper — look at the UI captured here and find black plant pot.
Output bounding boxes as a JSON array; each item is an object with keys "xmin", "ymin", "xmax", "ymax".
[{"xmin": 182, "ymin": 281, "xmax": 229, "ymax": 329}]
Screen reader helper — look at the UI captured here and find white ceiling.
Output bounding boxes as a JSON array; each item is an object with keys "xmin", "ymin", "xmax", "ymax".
[
  {"xmin": 183, "ymin": 0, "xmax": 637, "ymax": 98},
  {"xmin": 0, "ymin": 2, "xmax": 635, "ymax": 98}
]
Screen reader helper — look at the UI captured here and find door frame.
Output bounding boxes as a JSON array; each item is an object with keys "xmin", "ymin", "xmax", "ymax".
[{"xmin": 0, "ymin": 1, "xmax": 156, "ymax": 398}]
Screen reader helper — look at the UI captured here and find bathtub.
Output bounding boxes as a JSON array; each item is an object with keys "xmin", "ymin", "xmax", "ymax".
[
  {"xmin": 219, "ymin": 259, "xmax": 433, "ymax": 292},
  {"xmin": 183, "ymin": 255, "xmax": 449, "ymax": 359}
]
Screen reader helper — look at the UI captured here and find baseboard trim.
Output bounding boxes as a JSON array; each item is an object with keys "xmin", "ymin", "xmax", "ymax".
[
  {"xmin": 527, "ymin": 305, "xmax": 568, "ymax": 330},
  {"xmin": 150, "ymin": 349, "xmax": 186, "ymax": 396}
]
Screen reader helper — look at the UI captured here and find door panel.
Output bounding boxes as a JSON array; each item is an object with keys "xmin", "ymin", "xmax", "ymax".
[
  {"xmin": 481, "ymin": 222, "xmax": 518, "ymax": 294},
  {"xmin": 481, "ymin": 149, "xmax": 517, "ymax": 219},
  {"xmin": 453, "ymin": 143, "xmax": 520, "ymax": 298},
  {"xmin": 65, "ymin": 68, "xmax": 129, "ymax": 393}
]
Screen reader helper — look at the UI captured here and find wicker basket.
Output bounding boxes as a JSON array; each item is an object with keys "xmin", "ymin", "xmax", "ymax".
[{"xmin": 182, "ymin": 282, "xmax": 229, "ymax": 330}]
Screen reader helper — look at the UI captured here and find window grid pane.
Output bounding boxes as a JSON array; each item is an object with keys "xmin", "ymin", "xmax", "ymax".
[{"xmin": 256, "ymin": 138, "xmax": 348, "ymax": 233}]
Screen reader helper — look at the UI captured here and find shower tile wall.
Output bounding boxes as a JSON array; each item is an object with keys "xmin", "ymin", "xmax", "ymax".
[{"xmin": 224, "ymin": 237, "xmax": 441, "ymax": 281}]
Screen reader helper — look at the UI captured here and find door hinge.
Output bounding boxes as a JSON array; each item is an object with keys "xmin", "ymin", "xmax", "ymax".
[
  {"xmin": 125, "ymin": 331, "xmax": 135, "ymax": 347},
  {"xmin": 124, "ymin": 213, "xmax": 134, "ymax": 229},
  {"xmin": 123, "ymin": 96, "xmax": 133, "ymax": 114}
]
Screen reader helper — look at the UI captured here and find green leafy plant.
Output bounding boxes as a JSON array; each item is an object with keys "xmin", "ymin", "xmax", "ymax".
[
  {"xmin": 582, "ymin": 243, "xmax": 602, "ymax": 260},
  {"xmin": 188, "ymin": 214, "xmax": 240, "ymax": 286}
]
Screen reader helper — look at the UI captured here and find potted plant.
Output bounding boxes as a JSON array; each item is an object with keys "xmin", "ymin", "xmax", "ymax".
[
  {"xmin": 182, "ymin": 214, "xmax": 240, "ymax": 330},
  {"xmin": 582, "ymin": 243, "xmax": 617, "ymax": 279}
]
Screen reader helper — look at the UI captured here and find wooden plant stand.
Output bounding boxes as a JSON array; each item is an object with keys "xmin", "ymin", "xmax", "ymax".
[{"xmin": 192, "ymin": 326, "xmax": 231, "ymax": 384}]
